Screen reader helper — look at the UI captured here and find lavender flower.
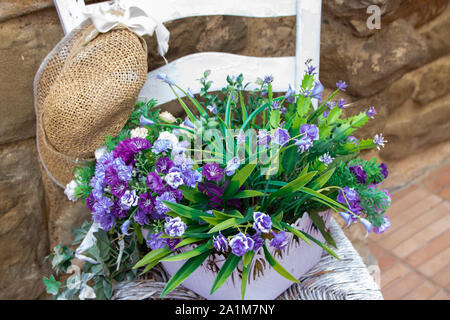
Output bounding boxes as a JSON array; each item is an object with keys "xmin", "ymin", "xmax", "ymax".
[
  {"xmin": 379, "ymin": 163, "xmax": 389, "ymax": 179},
  {"xmin": 156, "ymin": 73, "xmax": 175, "ymax": 85},
  {"xmin": 271, "ymin": 100, "xmax": 281, "ymax": 110},
  {"xmin": 173, "ymin": 155, "xmax": 194, "ymax": 172},
  {"xmin": 257, "ymin": 130, "xmax": 271, "ymax": 148},
  {"xmin": 140, "ymin": 115, "xmax": 155, "ymax": 126},
  {"xmin": 251, "ymin": 233, "xmax": 264, "ymax": 251},
  {"xmin": 182, "ymin": 170, "xmax": 202, "ymax": 188},
  {"xmin": 225, "ymin": 157, "xmax": 241, "ymax": 176},
  {"xmin": 202, "ymin": 162, "xmax": 223, "ymax": 182},
  {"xmin": 272, "ymin": 128, "xmax": 290, "ymax": 146},
  {"xmin": 319, "ymin": 152, "xmax": 334, "ymax": 166},
  {"xmin": 347, "ymin": 136, "xmax": 359, "ymax": 145},
  {"xmin": 373, "ymin": 215, "xmax": 391, "ymax": 234},
  {"xmin": 300, "ymin": 124, "xmax": 319, "ymax": 141},
  {"xmin": 295, "ymin": 136, "xmax": 313, "ymax": 153},
  {"xmin": 374, "ymin": 133, "xmax": 387, "ymax": 150},
  {"xmin": 120, "ymin": 190, "xmax": 138, "ymax": 209},
  {"xmin": 152, "ymin": 139, "xmax": 171, "ymax": 154},
  {"xmin": 307, "ymin": 65, "xmax": 317, "ymax": 75},
  {"xmin": 336, "ymin": 80, "xmax": 348, "ymax": 91},
  {"xmin": 253, "ymin": 211, "xmax": 272, "ymax": 234},
  {"xmin": 133, "ymin": 209, "xmax": 149, "ymax": 226},
  {"xmin": 349, "ymin": 164, "xmax": 367, "ymax": 184},
  {"xmin": 263, "ymin": 75, "xmax": 273, "ymax": 85},
  {"xmin": 110, "ymin": 201, "xmax": 128, "ymax": 218},
  {"xmin": 155, "ymin": 157, "xmax": 175, "ymax": 174},
  {"xmin": 310, "ymin": 81, "xmax": 324, "ymax": 101},
  {"xmin": 164, "ymin": 217, "xmax": 187, "ymax": 237},
  {"xmin": 146, "ymin": 172, "xmax": 164, "ymax": 193},
  {"xmin": 337, "ymin": 187, "xmax": 359, "ymax": 205},
  {"xmin": 366, "ymin": 106, "xmax": 376, "ymax": 119},
  {"xmin": 229, "ymin": 232, "xmax": 254, "ymax": 256},
  {"xmin": 147, "ymin": 232, "xmax": 167, "ymax": 250},
  {"xmin": 207, "ymin": 104, "xmax": 218, "ymax": 114},
  {"xmin": 212, "ymin": 233, "xmax": 228, "ymax": 253},
  {"xmin": 155, "ymin": 192, "xmax": 176, "ymax": 217},
  {"xmin": 270, "ymin": 231, "xmax": 288, "ymax": 251},
  {"xmin": 360, "ymin": 218, "xmax": 373, "ymax": 237},
  {"xmin": 165, "ymin": 170, "xmax": 184, "ymax": 189},
  {"xmin": 337, "ymin": 99, "xmax": 346, "ymax": 109},
  {"xmin": 285, "ymin": 84, "xmax": 295, "ymax": 103}
]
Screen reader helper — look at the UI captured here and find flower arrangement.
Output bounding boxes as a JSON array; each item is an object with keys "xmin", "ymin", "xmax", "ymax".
[{"xmin": 44, "ymin": 64, "xmax": 391, "ymax": 300}]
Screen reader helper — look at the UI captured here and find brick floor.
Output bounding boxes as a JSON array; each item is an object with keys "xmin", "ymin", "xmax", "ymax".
[{"xmin": 369, "ymin": 163, "xmax": 450, "ymax": 300}]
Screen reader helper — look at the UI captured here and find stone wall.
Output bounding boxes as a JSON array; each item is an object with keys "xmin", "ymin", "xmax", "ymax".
[{"xmin": 0, "ymin": 0, "xmax": 449, "ymax": 299}]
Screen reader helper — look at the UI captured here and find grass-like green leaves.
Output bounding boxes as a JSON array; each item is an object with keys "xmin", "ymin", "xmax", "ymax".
[
  {"xmin": 210, "ymin": 254, "xmax": 242, "ymax": 295},
  {"xmin": 223, "ymin": 163, "xmax": 257, "ymax": 199},
  {"xmin": 263, "ymin": 245, "xmax": 300, "ymax": 284}
]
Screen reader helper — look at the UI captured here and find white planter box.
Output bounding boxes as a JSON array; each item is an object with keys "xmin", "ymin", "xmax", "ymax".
[{"xmin": 160, "ymin": 211, "xmax": 331, "ymax": 300}]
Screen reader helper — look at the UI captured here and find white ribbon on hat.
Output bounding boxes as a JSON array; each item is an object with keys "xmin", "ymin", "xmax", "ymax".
[{"xmin": 81, "ymin": 1, "xmax": 170, "ymax": 60}]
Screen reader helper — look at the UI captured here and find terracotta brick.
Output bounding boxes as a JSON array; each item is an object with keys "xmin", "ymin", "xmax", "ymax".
[
  {"xmin": 432, "ymin": 265, "xmax": 450, "ymax": 291},
  {"xmin": 438, "ymin": 186, "xmax": 450, "ymax": 201},
  {"xmin": 418, "ymin": 247, "xmax": 450, "ymax": 278},
  {"xmin": 405, "ymin": 229, "xmax": 450, "ymax": 267},
  {"xmin": 430, "ymin": 289, "xmax": 450, "ymax": 300},
  {"xmin": 386, "ymin": 188, "xmax": 432, "ymax": 218},
  {"xmin": 377, "ymin": 197, "xmax": 446, "ymax": 250},
  {"xmin": 392, "ymin": 214, "xmax": 450, "ymax": 258},
  {"xmin": 378, "ymin": 253, "xmax": 397, "ymax": 272},
  {"xmin": 423, "ymin": 165, "xmax": 450, "ymax": 193},
  {"xmin": 381, "ymin": 261, "xmax": 410, "ymax": 289},
  {"xmin": 382, "ymin": 271, "xmax": 425, "ymax": 300},
  {"xmin": 402, "ymin": 280, "xmax": 440, "ymax": 300},
  {"xmin": 422, "ymin": 164, "xmax": 450, "ymax": 188}
]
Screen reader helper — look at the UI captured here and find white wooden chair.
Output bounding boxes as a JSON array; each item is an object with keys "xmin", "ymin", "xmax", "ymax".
[{"xmin": 54, "ymin": 0, "xmax": 322, "ymax": 106}]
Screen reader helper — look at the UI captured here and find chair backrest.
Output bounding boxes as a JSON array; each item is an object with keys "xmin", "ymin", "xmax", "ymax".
[{"xmin": 54, "ymin": 0, "xmax": 322, "ymax": 106}]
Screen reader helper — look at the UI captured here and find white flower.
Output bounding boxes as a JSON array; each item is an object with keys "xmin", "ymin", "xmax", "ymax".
[
  {"xmin": 225, "ymin": 157, "xmax": 241, "ymax": 176},
  {"xmin": 120, "ymin": 190, "xmax": 138, "ymax": 208},
  {"xmin": 130, "ymin": 127, "xmax": 148, "ymax": 139},
  {"xmin": 165, "ymin": 171, "xmax": 184, "ymax": 189},
  {"xmin": 160, "ymin": 111, "xmax": 177, "ymax": 123},
  {"xmin": 64, "ymin": 180, "xmax": 79, "ymax": 202},
  {"xmin": 158, "ymin": 131, "xmax": 179, "ymax": 148},
  {"xmin": 94, "ymin": 146, "xmax": 107, "ymax": 161}
]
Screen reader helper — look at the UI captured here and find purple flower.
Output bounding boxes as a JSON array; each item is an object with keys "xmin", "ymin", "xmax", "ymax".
[
  {"xmin": 229, "ymin": 232, "xmax": 254, "ymax": 256},
  {"xmin": 105, "ymin": 166, "xmax": 120, "ymax": 186},
  {"xmin": 93, "ymin": 212, "xmax": 115, "ymax": 231},
  {"xmin": 207, "ymin": 104, "xmax": 218, "ymax": 114},
  {"xmin": 281, "ymin": 107, "xmax": 287, "ymax": 114},
  {"xmin": 295, "ymin": 136, "xmax": 313, "ymax": 153},
  {"xmin": 140, "ymin": 115, "xmax": 155, "ymax": 126},
  {"xmin": 182, "ymin": 170, "xmax": 202, "ymax": 188},
  {"xmin": 337, "ymin": 187, "xmax": 359, "ymax": 205},
  {"xmin": 310, "ymin": 81, "xmax": 324, "ymax": 101},
  {"xmin": 138, "ymin": 192, "xmax": 154, "ymax": 214},
  {"xmin": 110, "ymin": 201, "xmax": 128, "ymax": 218},
  {"xmin": 156, "ymin": 73, "xmax": 175, "ymax": 85},
  {"xmin": 212, "ymin": 233, "xmax": 228, "ymax": 253},
  {"xmin": 183, "ymin": 116, "xmax": 195, "ymax": 129},
  {"xmin": 366, "ymin": 106, "xmax": 376, "ymax": 119},
  {"xmin": 165, "ymin": 170, "xmax": 184, "ymax": 189},
  {"xmin": 307, "ymin": 65, "xmax": 317, "ymax": 75},
  {"xmin": 271, "ymin": 100, "xmax": 281, "ymax": 110},
  {"xmin": 270, "ymin": 231, "xmax": 288, "ymax": 251},
  {"xmin": 93, "ymin": 196, "xmax": 113, "ymax": 215},
  {"xmin": 133, "ymin": 209, "xmax": 149, "ymax": 226},
  {"xmin": 336, "ymin": 80, "xmax": 347, "ymax": 91},
  {"xmin": 173, "ymin": 155, "xmax": 194, "ymax": 172},
  {"xmin": 251, "ymin": 233, "xmax": 264, "ymax": 251},
  {"xmin": 120, "ymin": 220, "xmax": 131, "ymax": 235},
  {"xmin": 110, "ymin": 181, "xmax": 128, "ymax": 198},
  {"xmin": 202, "ymin": 162, "xmax": 223, "ymax": 182},
  {"xmin": 349, "ymin": 164, "xmax": 367, "ymax": 184},
  {"xmin": 379, "ymin": 163, "xmax": 388, "ymax": 179},
  {"xmin": 300, "ymin": 124, "xmax": 319, "ymax": 141},
  {"xmin": 263, "ymin": 75, "xmax": 273, "ymax": 85},
  {"xmin": 147, "ymin": 232, "xmax": 167, "ymax": 250},
  {"xmin": 360, "ymin": 218, "xmax": 373, "ymax": 236},
  {"xmin": 253, "ymin": 211, "xmax": 272, "ymax": 233},
  {"xmin": 319, "ymin": 152, "xmax": 334, "ymax": 166},
  {"xmin": 285, "ymin": 84, "xmax": 295, "ymax": 103},
  {"xmin": 155, "ymin": 157, "xmax": 175, "ymax": 174},
  {"xmin": 225, "ymin": 157, "xmax": 241, "ymax": 176},
  {"xmin": 85, "ymin": 193, "xmax": 95, "ymax": 211},
  {"xmin": 113, "ymin": 138, "xmax": 150, "ymax": 165},
  {"xmin": 373, "ymin": 215, "xmax": 391, "ymax": 234},
  {"xmin": 272, "ymin": 128, "xmax": 290, "ymax": 146},
  {"xmin": 165, "ymin": 217, "xmax": 187, "ymax": 237},
  {"xmin": 155, "ymin": 192, "xmax": 176, "ymax": 217},
  {"xmin": 347, "ymin": 136, "xmax": 359, "ymax": 145},
  {"xmin": 146, "ymin": 172, "xmax": 164, "ymax": 193},
  {"xmin": 152, "ymin": 139, "xmax": 171, "ymax": 154},
  {"xmin": 374, "ymin": 133, "xmax": 387, "ymax": 150},
  {"xmin": 257, "ymin": 130, "xmax": 271, "ymax": 148},
  {"xmin": 339, "ymin": 211, "xmax": 354, "ymax": 227},
  {"xmin": 164, "ymin": 186, "xmax": 183, "ymax": 202},
  {"xmin": 120, "ymin": 190, "xmax": 138, "ymax": 209},
  {"xmin": 337, "ymin": 99, "xmax": 346, "ymax": 109},
  {"xmin": 166, "ymin": 238, "xmax": 181, "ymax": 251}
]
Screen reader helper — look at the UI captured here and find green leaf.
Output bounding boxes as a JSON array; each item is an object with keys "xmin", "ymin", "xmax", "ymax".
[
  {"xmin": 208, "ymin": 218, "xmax": 239, "ymax": 234},
  {"xmin": 212, "ymin": 210, "xmax": 244, "ymax": 220},
  {"xmin": 200, "ymin": 215, "xmax": 226, "ymax": 226},
  {"xmin": 298, "ymin": 186, "xmax": 350, "ymax": 212},
  {"xmin": 269, "ymin": 171, "xmax": 317, "ymax": 199},
  {"xmin": 298, "ymin": 231, "xmax": 340, "ymax": 260},
  {"xmin": 232, "ymin": 190, "xmax": 265, "ymax": 199},
  {"xmin": 241, "ymin": 252, "xmax": 255, "ymax": 300},
  {"xmin": 307, "ymin": 211, "xmax": 337, "ymax": 248},
  {"xmin": 179, "ymin": 186, "xmax": 209, "ymax": 203},
  {"xmin": 210, "ymin": 254, "xmax": 241, "ymax": 294},
  {"xmin": 160, "ymin": 251, "xmax": 211, "ymax": 298},
  {"xmin": 133, "ymin": 247, "xmax": 171, "ymax": 269},
  {"xmin": 308, "ymin": 167, "xmax": 335, "ymax": 190},
  {"xmin": 162, "ymin": 201, "xmax": 210, "ymax": 221},
  {"xmin": 326, "ymin": 107, "xmax": 343, "ymax": 124},
  {"xmin": 263, "ymin": 245, "xmax": 300, "ymax": 284},
  {"xmin": 43, "ymin": 275, "xmax": 61, "ymax": 295},
  {"xmin": 223, "ymin": 163, "xmax": 257, "ymax": 199},
  {"xmin": 162, "ymin": 240, "xmax": 212, "ymax": 262},
  {"xmin": 281, "ymin": 222, "xmax": 311, "ymax": 245},
  {"xmin": 174, "ymin": 237, "xmax": 203, "ymax": 250}
]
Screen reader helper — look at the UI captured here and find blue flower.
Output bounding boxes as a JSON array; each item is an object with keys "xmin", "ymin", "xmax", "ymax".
[
  {"xmin": 207, "ymin": 104, "xmax": 218, "ymax": 114},
  {"xmin": 300, "ymin": 124, "xmax": 319, "ymax": 141},
  {"xmin": 270, "ymin": 231, "xmax": 288, "ymax": 251},
  {"xmin": 295, "ymin": 136, "xmax": 313, "ymax": 153},
  {"xmin": 212, "ymin": 232, "xmax": 228, "ymax": 253},
  {"xmin": 229, "ymin": 233, "xmax": 254, "ymax": 256},
  {"xmin": 165, "ymin": 217, "xmax": 187, "ymax": 237},
  {"xmin": 140, "ymin": 115, "xmax": 155, "ymax": 126},
  {"xmin": 319, "ymin": 152, "xmax": 334, "ymax": 166},
  {"xmin": 272, "ymin": 128, "xmax": 290, "ymax": 146},
  {"xmin": 336, "ymin": 80, "xmax": 348, "ymax": 91},
  {"xmin": 152, "ymin": 139, "xmax": 172, "ymax": 154},
  {"xmin": 253, "ymin": 211, "xmax": 272, "ymax": 234},
  {"xmin": 366, "ymin": 106, "xmax": 376, "ymax": 119},
  {"xmin": 310, "ymin": 81, "xmax": 324, "ymax": 101},
  {"xmin": 156, "ymin": 73, "xmax": 175, "ymax": 85}
]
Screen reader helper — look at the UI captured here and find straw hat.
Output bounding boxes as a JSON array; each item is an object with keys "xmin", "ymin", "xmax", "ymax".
[{"xmin": 34, "ymin": 21, "xmax": 148, "ymax": 188}]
